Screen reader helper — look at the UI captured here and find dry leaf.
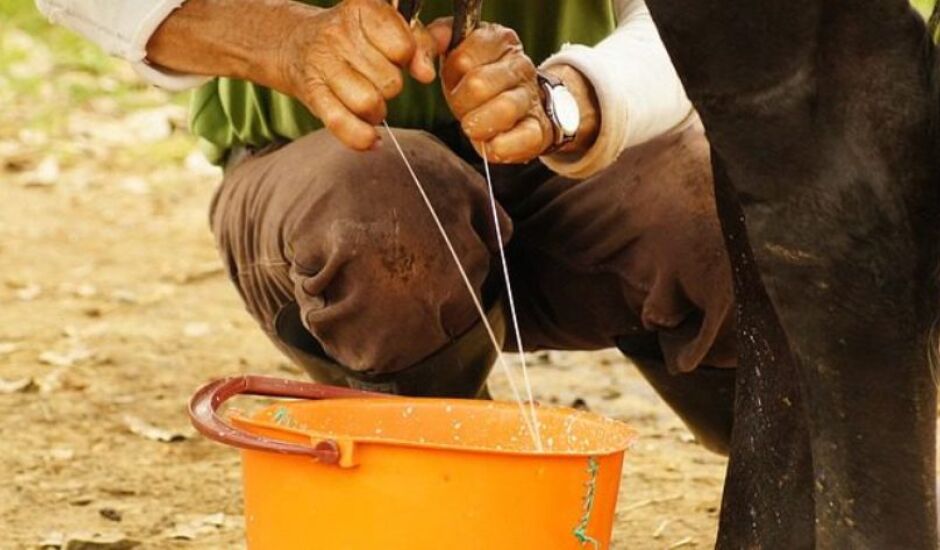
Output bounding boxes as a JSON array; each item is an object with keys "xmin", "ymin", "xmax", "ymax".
[
  {"xmin": 60, "ymin": 283, "xmax": 98, "ymax": 298},
  {"xmin": 39, "ymin": 346, "xmax": 93, "ymax": 368},
  {"xmin": 653, "ymin": 519, "xmax": 672, "ymax": 539},
  {"xmin": 183, "ymin": 322, "xmax": 211, "ymax": 338},
  {"xmin": 184, "ymin": 151, "xmax": 221, "ymax": 177},
  {"xmin": 16, "ymin": 283, "xmax": 42, "ymax": 301},
  {"xmin": 109, "ymin": 290, "xmax": 138, "ymax": 304},
  {"xmin": 122, "ymin": 414, "xmax": 188, "ymax": 443},
  {"xmin": 63, "ymin": 533, "xmax": 140, "ymax": 550},
  {"xmin": 601, "ymin": 388, "xmax": 622, "ymax": 400},
  {"xmin": 98, "ymin": 508, "xmax": 122, "ymax": 522},
  {"xmin": 117, "ymin": 177, "xmax": 149, "ymax": 195},
  {"xmin": 169, "ymin": 264, "xmax": 224, "ymax": 284},
  {"xmin": 23, "ymin": 157, "xmax": 59, "ymax": 187},
  {"xmin": 69, "ymin": 496, "xmax": 94, "ymax": 506},
  {"xmin": 123, "ymin": 108, "xmax": 177, "ymax": 143},
  {"xmin": 37, "ymin": 366, "xmax": 67, "ymax": 394},
  {"xmin": 165, "ymin": 513, "xmax": 228, "ymax": 540},
  {"xmin": 46, "ymin": 447, "xmax": 75, "ymax": 461},
  {"xmin": 39, "ymin": 531, "xmax": 140, "ymax": 550},
  {"xmin": 0, "ymin": 377, "xmax": 34, "ymax": 394},
  {"xmin": 39, "ymin": 531, "xmax": 65, "ymax": 548}
]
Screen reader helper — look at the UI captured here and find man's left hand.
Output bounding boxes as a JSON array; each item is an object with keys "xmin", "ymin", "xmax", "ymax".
[{"xmin": 429, "ymin": 19, "xmax": 554, "ymax": 164}]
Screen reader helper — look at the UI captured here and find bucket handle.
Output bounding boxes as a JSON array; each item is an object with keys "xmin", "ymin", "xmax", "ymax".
[{"xmin": 188, "ymin": 375, "xmax": 385, "ymax": 464}]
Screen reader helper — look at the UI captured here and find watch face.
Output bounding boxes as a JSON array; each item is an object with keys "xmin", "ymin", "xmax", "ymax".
[{"xmin": 550, "ymin": 87, "xmax": 581, "ymax": 136}]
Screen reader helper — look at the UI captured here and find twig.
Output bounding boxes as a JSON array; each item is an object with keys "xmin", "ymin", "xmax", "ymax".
[
  {"xmin": 621, "ymin": 494, "xmax": 684, "ymax": 514},
  {"xmin": 652, "ymin": 519, "xmax": 672, "ymax": 539},
  {"xmin": 668, "ymin": 537, "xmax": 695, "ymax": 549}
]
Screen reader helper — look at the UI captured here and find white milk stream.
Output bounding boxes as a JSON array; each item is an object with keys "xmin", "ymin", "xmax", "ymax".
[{"xmin": 383, "ymin": 121, "xmax": 544, "ymax": 451}]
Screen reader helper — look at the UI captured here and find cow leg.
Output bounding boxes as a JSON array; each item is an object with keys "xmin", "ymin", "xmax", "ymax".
[
  {"xmin": 711, "ymin": 158, "xmax": 816, "ymax": 549},
  {"xmin": 645, "ymin": 0, "xmax": 940, "ymax": 546},
  {"xmin": 714, "ymin": 152, "xmax": 939, "ymax": 548}
]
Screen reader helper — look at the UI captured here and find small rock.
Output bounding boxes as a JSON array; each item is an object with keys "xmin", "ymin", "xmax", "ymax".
[
  {"xmin": 83, "ymin": 307, "xmax": 104, "ymax": 318},
  {"xmin": 571, "ymin": 397, "xmax": 590, "ymax": 411}
]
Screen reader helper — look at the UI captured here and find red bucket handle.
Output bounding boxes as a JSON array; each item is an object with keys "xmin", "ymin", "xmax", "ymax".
[{"xmin": 188, "ymin": 375, "xmax": 385, "ymax": 464}]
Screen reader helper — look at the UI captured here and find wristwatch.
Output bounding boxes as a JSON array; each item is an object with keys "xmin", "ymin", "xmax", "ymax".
[{"xmin": 537, "ymin": 71, "xmax": 581, "ymax": 152}]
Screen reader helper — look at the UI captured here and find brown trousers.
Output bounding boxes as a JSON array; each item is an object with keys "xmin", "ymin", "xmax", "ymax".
[{"xmin": 210, "ymin": 123, "xmax": 735, "ymax": 378}]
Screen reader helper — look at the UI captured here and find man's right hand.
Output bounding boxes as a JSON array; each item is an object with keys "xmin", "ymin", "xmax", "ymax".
[
  {"xmin": 147, "ymin": 0, "xmax": 438, "ymax": 151},
  {"xmin": 276, "ymin": 0, "xmax": 437, "ymax": 150}
]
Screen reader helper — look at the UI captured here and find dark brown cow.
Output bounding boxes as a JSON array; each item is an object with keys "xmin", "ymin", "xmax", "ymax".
[{"xmin": 638, "ymin": 0, "xmax": 940, "ymax": 547}]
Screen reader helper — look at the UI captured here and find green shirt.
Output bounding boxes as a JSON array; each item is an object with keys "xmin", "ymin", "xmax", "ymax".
[{"xmin": 189, "ymin": 0, "xmax": 615, "ymax": 163}]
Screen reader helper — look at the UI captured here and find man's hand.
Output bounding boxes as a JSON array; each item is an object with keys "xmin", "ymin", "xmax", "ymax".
[
  {"xmin": 277, "ymin": 0, "xmax": 438, "ymax": 150},
  {"xmin": 428, "ymin": 19, "xmax": 600, "ymax": 164},
  {"xmin": 148, "ymin": 0, "xmax": 438, "ymax": 151}
]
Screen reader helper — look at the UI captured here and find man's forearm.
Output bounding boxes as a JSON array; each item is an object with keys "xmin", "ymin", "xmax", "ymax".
[
  {"xmin": 539, "ymin": 0, "xmax": 694, "ymax": 179},
  {"xmin": 146, "ymin": 0, "xmax": 322, "ymax": 93}
]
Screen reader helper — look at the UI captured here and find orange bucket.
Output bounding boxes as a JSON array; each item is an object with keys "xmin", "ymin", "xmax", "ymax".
[{"xmin": 190, "ymin": 376, "xmax": 635, "ymax": 550}]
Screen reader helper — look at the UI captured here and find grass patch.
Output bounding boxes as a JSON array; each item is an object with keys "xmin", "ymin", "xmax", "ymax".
[{"xmin": 0, "ymin": 0, "xmax": 197, "ymax": 169}]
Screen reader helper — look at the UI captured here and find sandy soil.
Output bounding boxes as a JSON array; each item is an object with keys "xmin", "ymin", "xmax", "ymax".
[{"xmin": 0, "ymin": 9, "xmax": 728, "ymax": 548}]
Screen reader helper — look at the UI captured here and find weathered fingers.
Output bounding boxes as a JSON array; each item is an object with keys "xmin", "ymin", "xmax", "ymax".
[{"xmin": 283, "ymin": 0, "xmax": 438, "ymax": 150}]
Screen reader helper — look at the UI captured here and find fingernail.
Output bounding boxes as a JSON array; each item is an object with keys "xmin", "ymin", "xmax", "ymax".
[{"xmin": 370, "ymin": 138, "xmax": 383, "ymax": 151}]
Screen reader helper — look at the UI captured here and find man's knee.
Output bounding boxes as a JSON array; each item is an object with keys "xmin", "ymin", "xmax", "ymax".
[
  {"xmin": 285, "ymin": 128, "xmax": 494, "ymax": 289},
  {"xmin": 281, "ymin": 129, "xmax": 504, "ymax": 373}
]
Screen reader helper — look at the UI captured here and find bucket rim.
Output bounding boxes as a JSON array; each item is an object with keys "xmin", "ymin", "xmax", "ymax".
[{"xmin": 230, "ymin": 397, "xmax": 637, "ymax": 459}]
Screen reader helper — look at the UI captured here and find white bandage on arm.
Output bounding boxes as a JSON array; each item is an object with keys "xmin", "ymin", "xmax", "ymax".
[
  {"xmin": 539, "ymin": 0, "xmax": 694, "ymax": 179},
  {"xmin": 35, "ymin": 0, "xmax": 210, "ymax": 91}
]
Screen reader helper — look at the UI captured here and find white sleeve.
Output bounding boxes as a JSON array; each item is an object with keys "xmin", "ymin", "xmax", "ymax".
[
  {"xmin": 35, "ymin": 0, "xmax": 210, "ymax": 91},
  {"xmin": 539, "ymin": 0, "xmax": 694, "ymax": 179}
]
